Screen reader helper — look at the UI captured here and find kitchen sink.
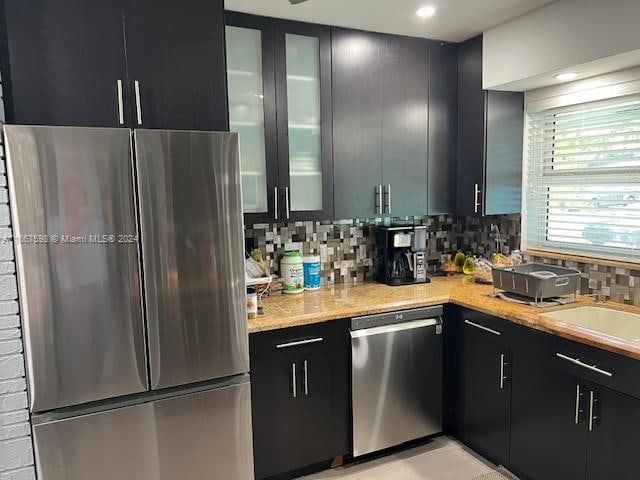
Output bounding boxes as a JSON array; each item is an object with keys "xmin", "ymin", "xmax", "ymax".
[{"xmin": 542, "ymin": 306, "xmax": 640, "ymax": 342}]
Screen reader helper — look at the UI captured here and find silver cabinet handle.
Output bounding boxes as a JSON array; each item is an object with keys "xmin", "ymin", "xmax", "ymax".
[
  {"xmin": 474, "ymin": 183, "xmax": 481, "ymax": 214},
  {"xmin": 375, "ymin": 185, "xmax": 383, "ymax": 215},
  {"xmin": 464, "ymin": 319, "xmax": 501, "ymax": 336},
  {"xmin": 285, "ymin": 186, "xmax": 290, "ymax": 220},
  {"xmin": 303, "ymin": 360, "xmax": 309, "ymax": 396},
  {"xmin": 575, "ymin": 385, "xmax": 584, "ymax": 424},
  {"xmin": 588, "ymin": 390, "xmax": 599, "ymax": 432},
  {"xmin": 134, "ymin": 80, "xmax": 143, "ymax": 125},
  {"xmin": 116, "ymin": 80, "xmax": 125, "ymax": 125},
  {"xmin": 276, "ymin": 337, "xmax": 324, "ymax": 349},
  {"xmin": 384, "ymin": 184, "xmax": 392, "ymax": 214},
  {"xmin": 499, "ymin": 354, "xmax": 507, "ymax": 389},
  {"xmin": 291, "ymin": 363, "xmax": 297, "ymax": 398},
  {"xmin": 556, "ymin": 353, "xmax": 613, "ymax": 378},
  {"xmin": 274, "ymin": 186, "xmax": 279, "ymax": 220}
]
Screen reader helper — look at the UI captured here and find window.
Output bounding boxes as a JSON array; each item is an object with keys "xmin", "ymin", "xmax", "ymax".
[{"xmin": 525, "ymin": 94, "xmax": 640, "ymax": 261}]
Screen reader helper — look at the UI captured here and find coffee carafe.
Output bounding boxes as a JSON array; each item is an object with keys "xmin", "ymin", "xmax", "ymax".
[{"xmin": 376, "ymin": 225, "xmax": 429, "ymax": 286}]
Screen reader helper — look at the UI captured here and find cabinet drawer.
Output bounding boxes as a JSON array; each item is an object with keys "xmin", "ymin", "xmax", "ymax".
[
  {"xmin": 513, "ymin": 325, "xmax": 640, "ymax": 400},
  {"xmin": 250, "ymin": 320, "xmax": 348, "ymax": 365},
  {"xmin": 457, "ymin": 308, "xmax": 515, "ymax": 349}
]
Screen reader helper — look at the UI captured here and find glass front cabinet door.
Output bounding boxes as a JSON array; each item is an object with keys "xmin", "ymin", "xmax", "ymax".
[{"xmin": 226, "ymin": 14, "xmax": 333, "ymax": 223}]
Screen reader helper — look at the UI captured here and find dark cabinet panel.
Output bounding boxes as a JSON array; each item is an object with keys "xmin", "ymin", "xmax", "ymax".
[
  {"xmin": 251, "ymin": 359, "xmax": 301, "ymax": 479},
  {"xmin": 586, "ymin": 386, "xmax": 640, "ymax": 480},
  {"xmin": 4, "ymin": 0, "xmax": 128, "ymax": 127},
  {"xmin": 458, "ymin": 330, "xmax": 511, "ymax": 466},
  {"xmin": 123, "ymin": 0, "xmax": 228, "ymax": 131},
  {"xmin": 456, "ymin": 35, "xmax": 485, "ymax": 216},
  {"xmin": 510, "ymin": 352, "xmax": 588, "ymax": 480},
  {"xmin": 485, "ymin": 91, "xmax": 524, "ymax": 215},
  {"xmin": 297, "ymin": 343, "xmax": 349, "ymax": 467},
  {"xmin": 250, "ymin": 321, "xmax": 349, "ymax": 479},
  {"xmin": 381, "ymin": 35, "xmax": 429, "ymax": 217},
  {"xmin": 456, "ymin": 35, "xmax": 524, "ymax": 216},
  {"xmin": 332, "ymin": 28, "xmax": 384, "ymax": 220},
  {"xmin": 428, "ymin": 41, "xmax": 458, "ymax": 215}
]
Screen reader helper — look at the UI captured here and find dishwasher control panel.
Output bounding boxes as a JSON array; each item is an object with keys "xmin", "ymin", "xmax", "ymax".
[{"xmin": 351, "ymin": 305, "xmax": 443, "ymax": 331}]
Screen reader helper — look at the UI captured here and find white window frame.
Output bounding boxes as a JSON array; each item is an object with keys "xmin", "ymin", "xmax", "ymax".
[{"xmin": 522, "ymin": 70, "xmax": 640, "ymax": 264}]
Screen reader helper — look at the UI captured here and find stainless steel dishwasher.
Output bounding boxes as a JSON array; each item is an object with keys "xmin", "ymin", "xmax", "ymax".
[{"xmin": 350, "ymin": 306, "xmax": 443, "ymax": 457}]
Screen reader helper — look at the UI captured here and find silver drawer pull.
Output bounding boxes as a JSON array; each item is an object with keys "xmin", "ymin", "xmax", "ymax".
[
  {"xmin": 134, "ymin": 80, "xmax": 143, "ymax": 125},
  {"xmin": 499, "ymin": 354, "xmax": 507, "ymax": 390},
  {"xmin": 464, "ymin": 319, "xmax": 501, "ymax": 336},
  {"xmin": 276, "ymin": 337, "xmax": 324, "ymax": 349},
  {"xmin": 303, "ymin": 360, "xmax": 309, "ymax": 396},
  {"xmin": 556, "ymin": 353, "xmax": 613, "ymax": 378},
  {"xmin": 588, "ymin": 390, "xmax": 597, "ymax": 431}
]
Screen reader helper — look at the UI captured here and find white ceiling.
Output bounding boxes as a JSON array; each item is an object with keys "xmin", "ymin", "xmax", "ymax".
[{"xmin": 224, "ymin": 0, "xmax": 558, "ymax": 42}]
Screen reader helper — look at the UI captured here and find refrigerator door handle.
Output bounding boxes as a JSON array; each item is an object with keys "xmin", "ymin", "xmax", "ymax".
[{"xmin": 134, "ymin": 80, "xmax": 143, "ymax": 125}]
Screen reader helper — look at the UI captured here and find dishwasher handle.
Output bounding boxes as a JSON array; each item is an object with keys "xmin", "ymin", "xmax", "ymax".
[{"xmin": 350, "ymin": 317, "xmax": 441, "ymax": 338}]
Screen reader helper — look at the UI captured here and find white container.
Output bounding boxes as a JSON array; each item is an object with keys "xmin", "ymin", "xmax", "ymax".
[{"xmin": 281, "ymin": 251, "xmax": 304, "ymax": 294}]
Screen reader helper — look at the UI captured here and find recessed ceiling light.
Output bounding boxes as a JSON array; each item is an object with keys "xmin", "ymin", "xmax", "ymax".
[
  {"xmin": 416, "ymin": 6, "xmax": 437, "ymax": 18},
  {"xmin": 555, "ymin": 72, "xmax": 578, "ymax": 81}
]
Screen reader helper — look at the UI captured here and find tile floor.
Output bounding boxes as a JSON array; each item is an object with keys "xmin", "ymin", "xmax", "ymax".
[{"xmin": 300, "ymin": 437, "xmax": 499, "ymax": 480}]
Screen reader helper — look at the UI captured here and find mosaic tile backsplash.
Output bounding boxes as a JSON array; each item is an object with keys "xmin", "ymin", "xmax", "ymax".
[
  {"xmin": 245, "ymin": 214, "xmax": 521, "ymax": 285},
  {"xmin": 246, "ymin": 214, "xmax": 640, "ymax": 306}
]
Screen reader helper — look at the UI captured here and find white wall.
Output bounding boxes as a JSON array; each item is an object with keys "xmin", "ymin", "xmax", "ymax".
[
  {"xmin": 483, "ymin": 0, "xmax": 640, "ymax": 91},
  {"xmin": 0, "ymin": 71, "xmax": 36, "ymax": 480}
]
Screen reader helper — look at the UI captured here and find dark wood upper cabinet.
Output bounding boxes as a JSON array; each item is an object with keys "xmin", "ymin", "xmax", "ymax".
[
  {"xmin": 381, "ymin": 34, "xmax": 429, "ymax": 218},
  {"xmin": 428, "ymin": 41, "xmax": 458, "ymax": 215},
  {"xmin": 332, "ymin": 28, "xmax": 431, "ymax": 220},
  {"xmin": 3, "ymin": 0, "xmax": 129, "ymax": 127},
  {"xmin": 3, "ymin": 0, "xmax": 228, "ymax": 130},
  {"xmin": 457, "ymin": 35, "xmax": 524, "ymax": 216},
  {"xmin": 123, "ymin": 0, "xmax": 228, "ymax": 131},
  {"xmin": 226, "ymin": 13, "xmax": 333, "ymax": 222},
  {"xmin": 332, "ymin": 28, "xmax": 384, "ymax": 220},
  {"xmin": 274, "ymin": 20, "xmax": 333, "ymax": 222}
]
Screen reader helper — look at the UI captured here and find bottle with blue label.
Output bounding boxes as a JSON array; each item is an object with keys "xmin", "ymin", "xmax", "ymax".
[{"xmin": 303, "ymin": 255, "xmax": 321, "ymax": 291}]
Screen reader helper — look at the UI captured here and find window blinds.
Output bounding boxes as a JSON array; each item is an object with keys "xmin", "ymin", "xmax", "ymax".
[{"xmin": 525, "ymin": 93, "xmax": 640, "ymax": 261}]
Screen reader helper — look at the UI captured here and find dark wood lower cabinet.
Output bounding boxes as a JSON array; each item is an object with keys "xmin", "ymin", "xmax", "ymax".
[
  {"xmin": 510, "ymin": 354, "xmax": 588, "ymax": 480},
  {"xmin": 585, "ymin": 386, "xmax": 640, "ymax": 480},
  {"xmin": 458, "ymin": 330, "xmax": 511, "ymax": 466},
  {"xmin": 251, "ymin": 359, "xmax": 302, "ymax": 479},
  {"xmin": 250, "ymin": 321, "xmax": 349, "ymax": 480}
]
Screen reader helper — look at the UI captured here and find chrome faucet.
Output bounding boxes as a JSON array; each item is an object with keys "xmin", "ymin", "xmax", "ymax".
[{"xmin": 585, "ymin": 292, "xmax": 608, "ymax": 304}]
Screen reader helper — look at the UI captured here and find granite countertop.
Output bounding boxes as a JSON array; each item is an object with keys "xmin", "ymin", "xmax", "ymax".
[{"xmin": 250, "ymin": 275, "xmax": 640, "ymax": 361}]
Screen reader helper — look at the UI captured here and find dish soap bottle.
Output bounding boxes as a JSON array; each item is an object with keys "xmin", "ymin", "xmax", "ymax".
[{"xmin": 281, "ymin": 251, "xmax": 304, "ymax": 294}]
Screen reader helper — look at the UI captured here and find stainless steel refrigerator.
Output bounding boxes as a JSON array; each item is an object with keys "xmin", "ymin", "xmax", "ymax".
[{"xmin": 4, "ymin": 126, "xmax": 253, "ymax": 480}]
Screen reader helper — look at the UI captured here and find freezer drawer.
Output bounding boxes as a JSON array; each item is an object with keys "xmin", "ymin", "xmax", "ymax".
[
  {"xmin": 351, "ymin": 317, "xmax": 443, "ymax": 457},
  {"xmin": 33, "ymin": 378, "xmax": 254, "ymax": 480},
  {"xmin": 135, "ymin": 130, "xmax": 249, "ymax": 390},
  {"xmin": 4, "ymin": 126, "xmax": 147, "ymax": 412}
]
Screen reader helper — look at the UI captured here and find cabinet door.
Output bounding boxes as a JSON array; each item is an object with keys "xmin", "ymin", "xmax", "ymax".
[
  {"xmin": 456, "ymin": 35, "xmax": 485, "ymax": 216},
  {"xmin": 381, "ymin": 35, "xmax": 429, "ymax": 217},
  {"xmin": 510, "ymin": 353, "xmax": 588, "ymax": 480},
  {"xmin": 4, "ymin": 0, "xmax": 128, "ymax": 127},
  {"xmin": 458, "ymin": 330, "xmax": 511, "ymax": 466},
  {"xmin": 275, "ymin": 21, "xmax": 333, "ymax": 221},
  {"xmin": 123, "ymin": 0, "xmax": 228, "ymax": 131},
  {"xmin": 251, "ymin": 359, "xmax": 301, "ymax": 480},
  {"xmin": 226, "ymin": 13, "xmax": 279, "ymax": 224},
  {"xmin": 484, "ymin": 91, "xmax": 524, "ymax": 215},
  {"xmin": 298, "ymin": 344, "xmax": 350, "ymax": 467},
  {"xmin": 332, "ymin": 28, "xmax": 383, "ymax": 220},
  {"xmin": 586, "ymin": 386, "xmax": 640, "ymax": 480},
  {"xmin": 428, "ymin": 41, "xmax": 458, "ymax": 215}
]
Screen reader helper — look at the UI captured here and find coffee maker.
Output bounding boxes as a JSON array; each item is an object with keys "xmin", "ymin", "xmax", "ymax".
[{"xmin": 375, "ymin": 225, "xmax": 429, "ymax": 286}]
